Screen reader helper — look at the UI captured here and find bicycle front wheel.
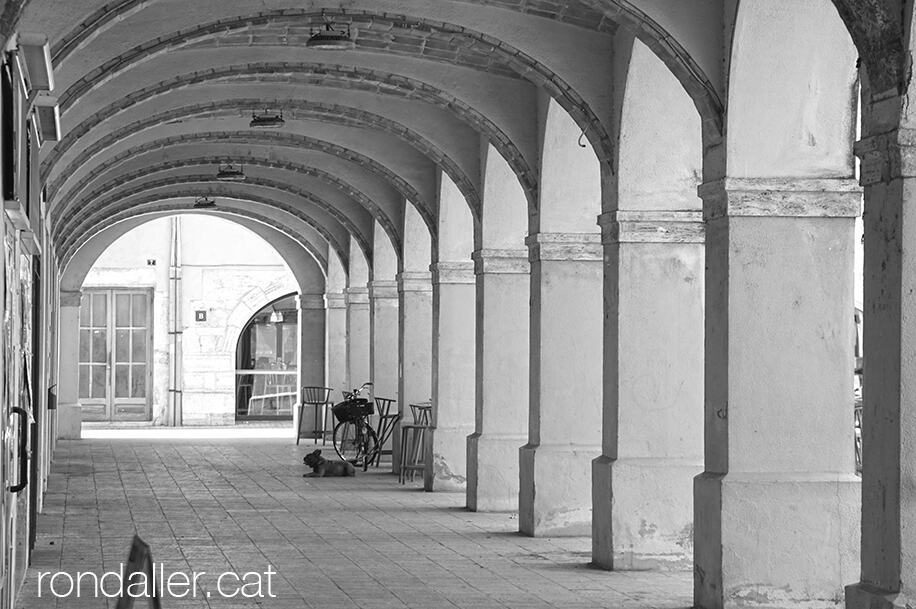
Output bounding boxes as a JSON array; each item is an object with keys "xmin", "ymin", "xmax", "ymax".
[
  {"xmin": 333, "ymin": 420, "xmax": 361, "ymax": 463},
  {"xmin": 333, "ymin": 420, "xmax": 379, "ymax": 469}
]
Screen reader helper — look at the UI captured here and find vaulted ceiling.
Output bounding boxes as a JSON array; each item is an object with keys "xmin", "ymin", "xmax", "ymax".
[{"xmin": 10, "ymin": 0, "xmax": 726, "ymax": 274}]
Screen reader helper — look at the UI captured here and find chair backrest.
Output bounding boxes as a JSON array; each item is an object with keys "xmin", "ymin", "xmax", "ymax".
[
  {"xmin": 301, "ymin": 386, "xmax": 332, "ymax": 404},
  {"xmin": 373, "ymin": 397, "xmax": 395, "ymax": 417}
]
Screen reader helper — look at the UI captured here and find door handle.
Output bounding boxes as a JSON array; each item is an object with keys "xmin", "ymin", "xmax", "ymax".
[{"xmin": 8, "ymin": 406, "xmax": 28, "ymax": 493}]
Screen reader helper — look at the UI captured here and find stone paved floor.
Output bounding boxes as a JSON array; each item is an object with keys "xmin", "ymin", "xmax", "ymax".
[{"xmin": 17, "ymin": 439, "xmax": 691, "ymax": 609}]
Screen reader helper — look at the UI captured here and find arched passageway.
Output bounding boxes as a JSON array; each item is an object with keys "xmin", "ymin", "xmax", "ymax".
[{"xmin": 0, "ymin": 2, "xmax": 910, "ymax": 609}]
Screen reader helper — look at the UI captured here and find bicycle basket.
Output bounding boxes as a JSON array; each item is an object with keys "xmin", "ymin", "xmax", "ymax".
[{"xmin": 332, "ymin": 398, "xmax": 375, "ymax": 423}]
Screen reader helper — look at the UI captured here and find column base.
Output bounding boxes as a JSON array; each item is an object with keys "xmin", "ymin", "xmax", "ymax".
[
  {"xmin": 694, "ymin": 471, "xmax": 860, "ymax": 609},
  {"xmin": 519, "ymin": 443, "xmax": 598, "ymax": 537},
  {"xmin": 846, "ymin": 583, "xmax": 916, "ymax": 609},
  {"xmin": 467, "ymin": 433, "xmax": 523, "ymax": 512},
  {"xmin": 424, "ymin": 425, "xmax": 472, "ymax": 492},
  {"xmin": 592, "ymin": 456, "xmax": 701, "ymax": 570}
]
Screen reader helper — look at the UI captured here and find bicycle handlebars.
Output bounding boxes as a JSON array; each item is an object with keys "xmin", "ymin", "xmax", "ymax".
[{"xmin": 342, "ymin": 382, "xmax": 373, "ymax": 401}]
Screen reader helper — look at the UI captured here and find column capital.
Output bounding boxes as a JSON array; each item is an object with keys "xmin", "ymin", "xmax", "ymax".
[
  {"xmin": 345, "ymin": 286, "xmax": 370, "ymax": 306},
  {"xmin": 296, "ymin": 293, "xmax": 326, "ymax": 310},
  {"xmin": 397, "ymin": 271, "xmax": 432, "ymax": 293},
  {"xmin": 326, "ymin": 292, "xmax": 348, "ymax": 309},
  {"xmin": 855, "ymin": 127, "xmax": 916, "ymax": 185},
  {"xmin": 525, "ymin": 232, "xmax": 602, "ymax": 262},
  {"xmin": 471, "ymin": 248, "xmax": 529, "ymax": 275},
  {"xmin": 698, "ymin": 178, "xmax": 861, "ymax": 221},
  {"xmin": 430, "ymin": 261, "xmax": 475, "ymax": 284},
  {"xmin": 368, "ymin": 280, "xmax": 398, "ymax": 300},
  {"xmin": 60, "ymin": 290, "xmax": 83, "ymax": 307},
  {"xmin": 598, "ymin": 210, "xmax": 704, "ymax": 244}
]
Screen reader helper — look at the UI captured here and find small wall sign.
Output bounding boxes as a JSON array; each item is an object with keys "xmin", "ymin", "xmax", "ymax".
[{"xmin": 194, "ymin": 310, "xmax": 207, "ymax": 322}]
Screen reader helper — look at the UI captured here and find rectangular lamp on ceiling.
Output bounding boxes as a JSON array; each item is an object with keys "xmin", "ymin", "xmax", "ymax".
[
  {"xmin": 15, "ymin": 32, "xmax": 53, "ymax": 95},
  {"xmin": 33, "ymin": 93, "xmax": 59, "ymax": 143}
]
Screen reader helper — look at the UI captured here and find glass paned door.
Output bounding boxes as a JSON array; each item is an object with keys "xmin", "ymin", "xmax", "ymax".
[{"xmin": 78, "ymin": 290, "xmax": 152, "ymax": 422}]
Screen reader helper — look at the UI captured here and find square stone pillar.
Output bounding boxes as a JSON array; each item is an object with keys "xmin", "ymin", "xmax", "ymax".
[
  {"xmin": 467, "ymin": 249, "xmax": 529, "ymax": 511},
  {"xmin": 326, "ymin": 292, "xmax": 348, "ymax": 400},
  {"xmin": 346, "ymin": 286, "xmax": 370, "ymax": 387},
  {"xmin": 845, "ymin": 127, "xmax": 916, "ymax": 609},
  {"xmin": 592, "ymin": 211, "xmax": 705, "ymax": 570},
  {"xmin": 395, "ymin": 271, "xmax": 432, "ymax": 474},
  {"xmin": 426, "ymin": 261, "xmax": 475, "ymax": 491},
  {"xmin": 57, "ymin": 290, "xmax": 83, "ymax": 440},
  {"xmin": 296, "ymin": 293, "xmax": 326, "ymax": 437},
  {"xmin": 695, "ymin": 178, "xmax": 861, "ymax": 609},
  {"xmin": 369, "ymin": 280, "xmax": 399, "ymax": 399},
  {"xmin": 519, "ymin": 233, "xmax": 603, "ymax": 536}
]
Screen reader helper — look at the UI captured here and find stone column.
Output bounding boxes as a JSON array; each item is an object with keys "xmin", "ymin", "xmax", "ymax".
[
  {"xmin": 346, "ymin": 286, "xmax": 370, "ymax": 388},
  {"xmin": 845, "ymin": 126, "xmax": 916, "ymax": 609},
  {"xmin": 426, "ymin": 261, "xmax": 475, "ymax": 491},
  {"xmin": 395, "ymin": 270, "xmax": 432, "ymax": 474},
  {"xmin": 592, "ymin": 211, "xmax": 704, "ymax": 570},
  {"xmin": 326, "ymin": 292, "xmax": 348, "ymax": 400},
  {"xmin": 467, "ymin": 249, "xmax": 529, "ymax": 511},
  {"xmin": 295, "ymin": 293, "xmax": 326, "ymax": 437},
  {"xmin": 57, "ymin": 290, "xmax": 82, "ymax": 440},
  {"xmin": 694, "ymin": 178, "xmax": 860, "ymax": 609},
  {"xmin": 519, "ymin": 234, "xmax": 602, "ymax": 536},
  {"xmin": 369, "ymin": 280, "xmax": 399, "ymax": 399}
]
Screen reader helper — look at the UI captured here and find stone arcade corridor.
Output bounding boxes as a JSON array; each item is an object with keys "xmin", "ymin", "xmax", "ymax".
[
  {"xmin": 2, "ymin": 1, "xmax": 916, "ymax": 608},
  {"xmin": 18, "ymin": 439, "xmax": 690, "ymax": 609}
]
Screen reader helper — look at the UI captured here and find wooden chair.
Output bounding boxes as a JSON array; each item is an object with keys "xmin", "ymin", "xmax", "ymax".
[
  {"xmin": 372, "ymin": 397, "xmax": 399, "ymax": 467},
  {"xmin": 399, "ymin": 401, "xmax": 433, "ymax": 483},
  {"xmin": 297, "ymin": 386, "xmax": 332, "ymax": 445}
]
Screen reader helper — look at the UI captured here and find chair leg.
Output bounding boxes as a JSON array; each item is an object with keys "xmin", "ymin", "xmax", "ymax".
[
  {"xmin": 398, "ymin": 427, "xmax": 408, "ymax": 484},
  {"xmin": 296, "ymin": 404, "xmax": 305, "ymax": 445}
]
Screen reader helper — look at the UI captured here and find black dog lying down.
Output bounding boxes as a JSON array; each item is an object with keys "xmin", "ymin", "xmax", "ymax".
[{"xmin": 303, "ymin": 449, "xmax": 356, "ymax": 477}]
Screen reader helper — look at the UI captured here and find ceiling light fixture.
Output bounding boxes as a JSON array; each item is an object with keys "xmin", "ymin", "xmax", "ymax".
[
  {"xmin": 306, "ymin": 22, "xmax": 355, "ymax": 50},
  {"xmin": 15, "ymin": 32, "xmax": 54, "ymax": 95},
  {"xmin": 216, "ymin": 163, "xmax": 245, "ymax": 182},
  {"xmin": 33, "ymin": 93, "xmax": 60, "ymax": 143},
  {"xmin": 193, "ymin": 196, "xmax": 216, "ymax": 209},
  {"xmin": 249, "ymin": 108, "xmax": 284, "ymax": 128}
]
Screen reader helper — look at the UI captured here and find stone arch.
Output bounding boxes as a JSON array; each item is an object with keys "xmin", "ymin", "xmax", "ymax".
[
  {"xmin": 50, "ymin": 131, "xmax": 433, "ymax": 237},
  {"xmin": 60, "ymin": 198, "xmax": 341, "ymax": 274},
  {"xmin": 46, "ymin": 1, "xmax": 728, "ymax": 164},
  {"xmin": 61, "ymin": 210, "xmax": 327, "ymax": 295},
  {"xmin": 829, "ymin": 0, "xmax": 907, "ymax": 100},
  {"xmin": 41, "ymin": 62, "xmax": 536, "ymax": 211},
  {"xmin": 224, "ymin": 287, "xmax": 301, "ymax": 360},
  {"xmin": 56, "ymin": 179, "xmax": 366, "ymax": 264},
  {"xmin": 55, "ymin": 153, "xmax": 403, "ymax": 255},
  {"xmin": 49, "ymin": 130, "xmax": 425, "ymax": 242},
  {"xmin": 49, "ymin": 8, "xmax": 612, "ymax": 176},
  {"xmin": 727, "ymin": 0, "xmax": 858, "ymax": 179},
  {"xmin": 46, "ymin": 100, "xmax": 479, "ymax": 217},
  {"xmin": 535, "ymin": 94, "xmax": 602, "ymax": 233}
]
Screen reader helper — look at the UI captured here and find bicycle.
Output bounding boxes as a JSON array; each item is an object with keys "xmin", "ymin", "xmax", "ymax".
[{"xmin": 331, "ymin": 382, "xmax": 379, "ymax": 471}]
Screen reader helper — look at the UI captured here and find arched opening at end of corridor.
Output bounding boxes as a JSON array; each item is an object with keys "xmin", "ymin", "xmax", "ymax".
[
  {"xmin": 234, "ymin": 292, "xmax": 301, "ymax": 421},
  {"xmin": 65, "ymin": 214, "xmax": 324, "ymax": 430}
]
